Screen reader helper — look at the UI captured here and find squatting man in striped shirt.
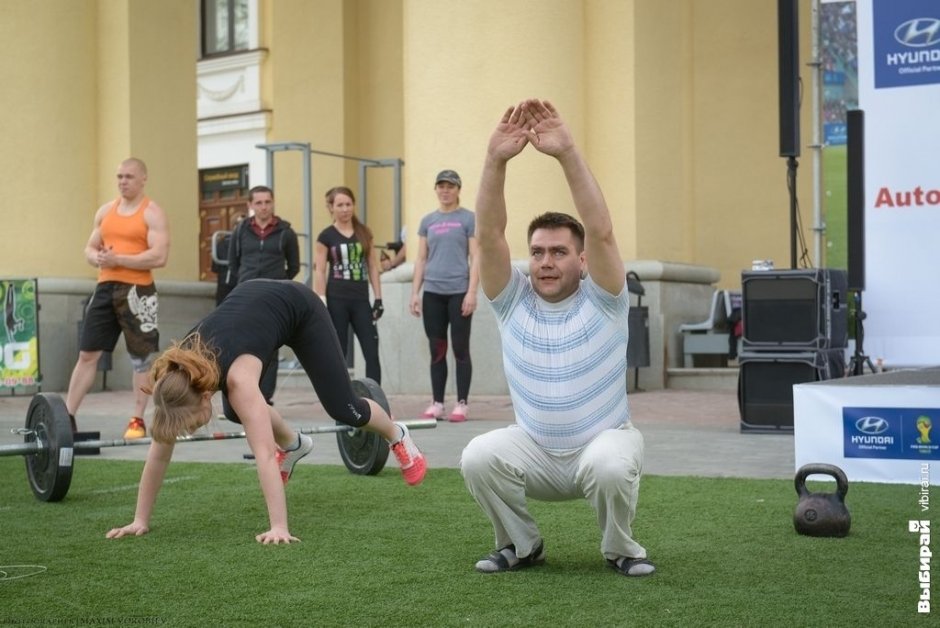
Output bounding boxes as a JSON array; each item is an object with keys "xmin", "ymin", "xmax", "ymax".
[{"xmin": 461, "ymin": 98, "xmax": 654, "ymax": 577}]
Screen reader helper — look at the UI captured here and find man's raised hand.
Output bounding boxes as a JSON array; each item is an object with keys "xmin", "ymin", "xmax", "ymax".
[
  {"xmin": 487, "ymin": 104, "xmax": 530, "ymax": 162},
  {"xmin": 522, "ymin": 99, "xmax": 575, "ymax": 158}
]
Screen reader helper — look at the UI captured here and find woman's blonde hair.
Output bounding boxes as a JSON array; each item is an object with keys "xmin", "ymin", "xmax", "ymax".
[{"xmin": 146, "ymin": 334, "xmax": 220, "ymax": 444}]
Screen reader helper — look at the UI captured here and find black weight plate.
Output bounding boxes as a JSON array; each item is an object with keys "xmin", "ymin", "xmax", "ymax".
[
  {"xmin": 24, "ymin": 393, "xmax": 74, "ymax": 502},
  {"xmin": 336, "ymin": 378, "xmax": 391, "ymax": 475}
]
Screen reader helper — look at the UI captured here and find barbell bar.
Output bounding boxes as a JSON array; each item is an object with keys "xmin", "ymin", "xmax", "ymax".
[
  {"xmin": 7, "ymin": 420, "xmax": 437, "ymax": 454},
  {"xmin": 1, "ymin": 378, "xmax": 436, "ymax": 503}
]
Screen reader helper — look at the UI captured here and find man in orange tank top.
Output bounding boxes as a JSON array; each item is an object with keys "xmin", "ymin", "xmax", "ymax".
[{"xmin": 67, "ymin": 157, "xmax": 170, "ymax": 439}]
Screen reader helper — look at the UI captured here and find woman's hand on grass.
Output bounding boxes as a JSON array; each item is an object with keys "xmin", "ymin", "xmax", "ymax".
[
  {"xmin": 255, "ymin": 527, "xmax": 300, "ymax": 545},
  {"xmin": 105, "ymin": 521, "xmax": 150, "ymax": 539}
]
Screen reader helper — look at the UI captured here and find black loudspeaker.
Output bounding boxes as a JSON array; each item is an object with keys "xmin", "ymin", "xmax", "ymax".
[
  {"xmin": 742, "ymin": 269, "xmax": 848, "ymax": 349},
  {"xmin": 738, "ymin": 349, "xmax": 846, "ymax": 431},
  {"xmin": 778, "ymin": 0, "xmax": 800, "ymax": 157},
  {"xmin": 627, "ymin": 306, "xmax": 650, "ymax": 368},
  {"xmin": 847, "ymin": 109, "xmax": 865, "ymax": 291}
]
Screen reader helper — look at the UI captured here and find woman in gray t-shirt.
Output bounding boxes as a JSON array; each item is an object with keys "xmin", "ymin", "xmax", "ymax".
[{"xmin": 409, "ymin": 169, "xmax": 479, "ymax": 422}]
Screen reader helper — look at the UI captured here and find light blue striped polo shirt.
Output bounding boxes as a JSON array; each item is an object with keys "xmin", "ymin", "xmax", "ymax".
[{"xmin": 490, "ymin": 267, "xmax": 631, "ymax": 450}]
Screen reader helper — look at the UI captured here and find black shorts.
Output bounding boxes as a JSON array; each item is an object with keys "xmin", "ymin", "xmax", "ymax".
[{"xmin": 79, "ymin": 281, "xmax": 160, "ymax": 360}]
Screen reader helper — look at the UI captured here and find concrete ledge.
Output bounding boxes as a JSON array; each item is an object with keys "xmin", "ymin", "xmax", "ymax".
[
  {"xmin": 34, "ymin": 278, "xmax": 216, "ymax": 392},
  {"xmin": 38, "ymin": 278, "xmax": 215, "ymax": 298},
  {"xmin": 626, "ymin": 260, "xmax": 721, "ymax": 285},
  {"xmin": 666, "ymin": 367, "xmax": 740, "ymax": 392},
  {"xmin": 30, "ymin": 260, "xmax": 727, "ymax": 396}
]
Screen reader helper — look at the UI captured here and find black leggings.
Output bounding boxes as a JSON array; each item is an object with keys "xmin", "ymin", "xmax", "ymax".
[
  {"xmin": 328, "ymin": 297, "xmax": 381, "ymax": 384},
  {"xmin": 223, "ymin": 289, "xmax": 372, "ymax": 428},
  {"xmin": 422, "ymin": 291, "xmax": 472, "ymax": 403},
  {"xmin": 221, "ymin": 353, "xmax": 278, "ymax": 419}
]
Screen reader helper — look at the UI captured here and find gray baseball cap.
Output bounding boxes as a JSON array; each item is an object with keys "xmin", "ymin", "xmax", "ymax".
[{"xmin": 435, "ymin": 169, "xmax": 462, "ymax": 187}]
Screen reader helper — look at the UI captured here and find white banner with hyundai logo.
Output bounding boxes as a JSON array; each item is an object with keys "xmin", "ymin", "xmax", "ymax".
[
  {"xmin": 794, "ymin": 370, "xmax": 939, "ymax": 484},
  {"xmin": 856, "ymin": 0, "xmax": 940, "ymax": 367}
]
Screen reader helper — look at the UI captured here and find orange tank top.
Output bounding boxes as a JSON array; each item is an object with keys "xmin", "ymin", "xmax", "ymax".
[{"xmin": 98, "ymin": 197, "xmax": 154, "ymax": 285}]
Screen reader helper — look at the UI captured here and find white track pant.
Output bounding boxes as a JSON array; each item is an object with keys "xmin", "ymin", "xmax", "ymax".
[{"xmin": 460, "ymin": 423, "xmax": 647, "ymax": 561}]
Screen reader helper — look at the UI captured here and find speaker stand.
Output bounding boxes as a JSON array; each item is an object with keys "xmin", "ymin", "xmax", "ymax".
[
  {"xmin": 849, "ymin": 290, "xmax": 876, "ymax": 376},
  {"xmin": 786, "ymin": 156, "xmax": 799, "ymax": 269}
]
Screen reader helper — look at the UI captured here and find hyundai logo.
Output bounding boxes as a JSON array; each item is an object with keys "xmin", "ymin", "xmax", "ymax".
[
  {"xmin": 894, "ymin": 18, "xmax": 940, "ymax": 48},
  {"xmin": 856, "ymin": 416, "xmax": 890, "ymax": 435}
]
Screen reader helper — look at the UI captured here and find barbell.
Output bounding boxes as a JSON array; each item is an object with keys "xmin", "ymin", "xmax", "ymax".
[{"xmin": 1, "ymin": 378, "xmax": 436, "ymax": 503}]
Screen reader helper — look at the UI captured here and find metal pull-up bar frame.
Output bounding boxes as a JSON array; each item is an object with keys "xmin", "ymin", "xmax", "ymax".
[{"xmin": 255, "ymin": 142, "xmax": 404, "ymax": 287}]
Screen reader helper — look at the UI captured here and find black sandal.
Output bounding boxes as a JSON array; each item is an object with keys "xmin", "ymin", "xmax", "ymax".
[
  {"xmin": 607, "ymin": 556, "xmax": 656, "ymax": 577},
  {"xmin": 475, "ymin": 540, "xmax": 546, "ymax": 573}
]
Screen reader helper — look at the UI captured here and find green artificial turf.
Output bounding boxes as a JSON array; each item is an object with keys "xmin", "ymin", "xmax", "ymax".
[{"xmin": 0, "ymin": 457, "xmax": 927, "ymax": 626}]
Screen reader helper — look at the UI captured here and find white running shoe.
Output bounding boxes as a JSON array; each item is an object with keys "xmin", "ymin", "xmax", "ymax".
[{"xmin": 275, "ymin": 434, "xmax": 314, "ymax": 485}]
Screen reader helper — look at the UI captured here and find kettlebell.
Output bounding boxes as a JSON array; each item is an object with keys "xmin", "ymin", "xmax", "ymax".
[{"xmin": 793, "ymin": 463, "xmax": 851, "ymax": 537}]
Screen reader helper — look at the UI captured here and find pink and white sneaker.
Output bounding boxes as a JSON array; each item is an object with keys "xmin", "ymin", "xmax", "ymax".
[
  {"xmin": 421, "ymin": 401, "xmax": 445, "ymax": 420},
  {"xmin": 275, "ymin": 434, "xmax": 314, "ymax": 485},
  {"xmin": 389, "ymin": 423, "xmax": 427, "ymax": 486},
  {"xmin": 449, "ymin": 402, "xmax": 469, "ymax": 423}
]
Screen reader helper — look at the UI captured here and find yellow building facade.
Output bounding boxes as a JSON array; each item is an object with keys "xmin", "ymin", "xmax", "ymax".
[
  {"xmin": 1, "ymin": 0, "xmax": 197, "ymax": 280},
  {"xmin": 3, "ymin": 0, "xmax": 817, "ymax": 288},
  {"xmin": 0, "ymin": 0, "xmax": 820, "ymax": 393}
]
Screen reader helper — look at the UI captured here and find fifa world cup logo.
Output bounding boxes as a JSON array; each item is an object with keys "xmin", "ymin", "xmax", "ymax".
[{"xmin": 915, "ymin": 415, "xmax": 932, "ymax": 445}]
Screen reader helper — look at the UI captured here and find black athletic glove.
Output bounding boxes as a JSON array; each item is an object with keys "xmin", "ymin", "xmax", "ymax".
[{"xmin": 372, "ymin": 299, "xmax": 384, "ymax": 320}]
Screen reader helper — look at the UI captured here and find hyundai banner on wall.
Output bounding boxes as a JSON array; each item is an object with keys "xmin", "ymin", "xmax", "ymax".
[
  {"xmin": 857, "ymin": 0, "xmax": 940, "ymax": 367},
  {"xmin": 873, "ymin": 7, "xmax": 940, "ymax": 88}
]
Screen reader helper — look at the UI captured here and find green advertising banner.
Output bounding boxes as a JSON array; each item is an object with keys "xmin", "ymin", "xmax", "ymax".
[{"xmin": 1, "ymin": 278, "xmax": 40, "ymax": 389}]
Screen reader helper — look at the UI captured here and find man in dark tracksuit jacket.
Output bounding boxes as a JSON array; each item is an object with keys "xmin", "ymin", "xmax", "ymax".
[
  {"xmin": 227, "ymin": 195, "xmax": 300, "ymax": 284},
  {"xmin": 225, "ymin": 186, "xmax": 301, "ymax": 412}
]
